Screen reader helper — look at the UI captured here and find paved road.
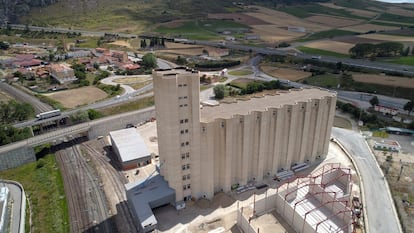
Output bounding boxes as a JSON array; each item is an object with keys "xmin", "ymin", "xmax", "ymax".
[
  {"xmin": 2, "ymin": 182, "xmax": 24, "ymax": 233},
  {"xmin": 331, "ymin": 127, "xmax": 401, "ymax": 233},
  {"xmin": 193, "ymin": 40, "xmax": 414, "ymax": 76}
]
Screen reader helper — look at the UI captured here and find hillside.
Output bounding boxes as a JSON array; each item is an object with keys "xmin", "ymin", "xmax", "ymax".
[{"xmin": 0, "ymin": 0, "xmax": 330, "ymax": 30}]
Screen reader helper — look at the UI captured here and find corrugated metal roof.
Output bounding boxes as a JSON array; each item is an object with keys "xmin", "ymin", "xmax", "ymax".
[{"xmin": 110, "ymin": 128, "xmax": 150, "ymax": 162}]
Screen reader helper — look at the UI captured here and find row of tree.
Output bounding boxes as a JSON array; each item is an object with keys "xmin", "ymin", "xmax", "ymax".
[
  {"xmin": 140, "ymin": 37, "xmax": 166, "ymax": 48},
  {"xmin": 214, "ymin": 80, "xmax": 282, "ymax": 99},
  {"xmin": 349, "ymin": 42, "xmax": 409, "ymax": 58}
]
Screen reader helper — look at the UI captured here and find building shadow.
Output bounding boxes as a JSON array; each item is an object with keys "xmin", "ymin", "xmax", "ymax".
[{"xmin": 81, "ymin": 215, "xmax": 116, "ymax": 233}]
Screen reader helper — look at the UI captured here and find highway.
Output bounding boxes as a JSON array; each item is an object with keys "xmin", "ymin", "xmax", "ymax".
[
  {"xmin": 332, "ymin": 127, "xmax": 401, "ymax": 233},
  {"xmin": 193, "ymin": 40, "xmax": 414, "ymax": 76}
]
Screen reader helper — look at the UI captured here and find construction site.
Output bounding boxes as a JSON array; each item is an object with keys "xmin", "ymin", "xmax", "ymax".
[{"xmin": 119, "ymin": 121, "xmax": 364, "ymax": 233}]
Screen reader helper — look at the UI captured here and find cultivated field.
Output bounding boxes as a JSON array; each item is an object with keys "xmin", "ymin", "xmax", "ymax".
[
  {"xmin": 260, "ymin": 66, "xmax": 311, "ymax": 81},
  {"xmin": 341, "ymin": 23, "xmax": 399, "ymax": 33},
  {"xmin": 318, "ymin": 3, "xmax": 378, "ymax": 18},
  {"xmin": 207, "ymin": 13, "xmax": 269, "ymax": 25},
  {"xmin": 387, "ymin": 6, "xmax": 414, "ymax": 17},
  {"xmin": 304, "ymin": 40, "xmax": 354, "ymax": 54},
  {"xmin": 245, "ymin": 6, "xmax": 329, "ymax": 33},
  {"xmin": 305, "ymin": 15, "xmax": 362, "ymax": 27},
  {"xmin": 333, "ymin": 36, "xmax": 383, "ymax": 44},
  {"xmin": 357, "ymin": 34, "xmax": 414, "ymax": 42},
  {"xmin": 352, "ymin": 73, "xmax": 414, "ymax": 88},
  {"xmin": 251, "ymin": 25, "xmax": 305, "ymax": 43},
  {"xmin": 45, "ymin": 86, "xmax": 108, "ymax": 108}
]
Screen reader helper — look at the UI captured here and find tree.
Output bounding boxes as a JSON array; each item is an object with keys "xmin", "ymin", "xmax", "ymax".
[
  {"xmin": 176, "ymin": 56, "xmax": 186, "ymax": 65},
  {"xmin": 140, "ymin": 39, "xmax": 147, "ymax": 48},
  {"xmin": 0, "ymin": 41, "xmax": 9, "ymax": 50},
  {"xmin": 403, "ymin": 46, "xmax": 411, "ymax": 56},
  {"xmin": 142, "ymin": 53, "xmax": 157, "ymax": 70},
  {"xmin": 87, "ymin": 109, "xmax": 103, "ymax": 120},
  {"xmin": 403, "ymin": 100, "xmax": 414, "ymax": 115},
  {"xmin": 213, "ymin": 84, "xmax": 225, "ymax": 99},
  {"xmin": 369, "ymin": 96, "xmax": 379, "ymax": 107}
]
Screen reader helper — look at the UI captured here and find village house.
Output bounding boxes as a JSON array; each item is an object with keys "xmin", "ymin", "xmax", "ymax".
[{"xmin": 48, "ymin": 63, "xmax": 77, "ymax": 84}]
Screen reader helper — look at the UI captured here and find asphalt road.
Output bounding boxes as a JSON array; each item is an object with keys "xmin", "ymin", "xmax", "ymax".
[
  {"xmin": 331, "ymin": 127, "xmax": 401, "ymax": 233},
  {"xmin": 193, "ymin": 40, "xmax": 414, "ymax": 76},
  {"xmin": 3, "ymin": 182, "xmax": 23, "ymax": 233}
]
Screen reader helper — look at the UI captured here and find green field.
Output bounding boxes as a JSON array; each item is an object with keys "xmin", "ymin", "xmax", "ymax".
[
  {"xmin": 298, "ymin": 29, "xmax": 358, "ymax": 42},
  {"xmin": 0, "ymin": 153, "xmax": 69, "ymax": 233},
  {"xmin": 298, "ymin": 46, "xmax": 349, "ymax": 58},
  {"xmin": 156, "ymin": 19, "xmax": 249, "ymax": 40},
  {"xmin": 228, "ymin": 69, "xmax": 253, "ymax": 76},
  {"xmin": 378, "ymin": 13, "xmax": 414, "ymax": 25},
  {"xmin": 382, "ymin": 56, "xmax": 414, "ymax": 66},
  {"xmin": 304, "ymin": 74, "xmax": 339, "ymax": 88}
]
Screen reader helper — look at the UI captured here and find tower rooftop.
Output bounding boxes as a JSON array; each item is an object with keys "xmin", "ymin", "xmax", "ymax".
[{"xmin": 200, "ymin": 88, "xmax": 336, "ymax": 122}]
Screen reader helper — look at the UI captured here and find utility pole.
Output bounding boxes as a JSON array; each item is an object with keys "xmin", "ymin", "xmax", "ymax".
[{"xmin": 397, "ymin": 164, "xmax": 405, "ymax": 181}]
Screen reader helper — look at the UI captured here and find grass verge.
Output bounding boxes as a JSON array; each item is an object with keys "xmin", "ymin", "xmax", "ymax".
[
  {"xmin": 297, "ymin": 29, "xmax": 358, "ymax": 42},
  {"xmin": 303, "ymin": 74, "xmax": 339, "ymax": 88},
  {"xmin": 0, "ymin": 154, "xmax": 69, "ymax": 233},
  {"xmin": 228, "ymin": 69, "xmax": 253, "ymax": 76},
  {"xmin": 333, "ymin": 116, "xmax": 352, "ymax": 129},
  {"xmin": 381, "ymin": 56, "xmax": 414, "ymax": 66},
  {"xmin": 297, "ymin": 46, "xmax": 349, "ymax": 58},
  {"xmin": 99, "ymin": 96, "xmax": 154, "ymax": 115}
]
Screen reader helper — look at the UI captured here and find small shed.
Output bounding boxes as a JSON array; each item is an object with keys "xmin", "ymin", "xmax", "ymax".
[{"xmin": 110, "ymin": 128, "xmax": 151, "ymax": 170}]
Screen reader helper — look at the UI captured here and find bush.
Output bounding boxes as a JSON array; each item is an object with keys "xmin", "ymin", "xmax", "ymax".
[{"xmin": 214, "ymin": 84, "xmax": 225, "ymax": 99}]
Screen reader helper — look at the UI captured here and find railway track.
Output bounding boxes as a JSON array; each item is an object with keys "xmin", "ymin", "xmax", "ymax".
[
  {"xmin": 0, "ymin": 82, "xmax": 53, "ymax": 114},
  {"xmin": 56, "ymin": 140, "xmax": 114, "ymax": 233},
  {"xmin": 82, "ymin": 141, "xmax": 139, "ymax": 233}
]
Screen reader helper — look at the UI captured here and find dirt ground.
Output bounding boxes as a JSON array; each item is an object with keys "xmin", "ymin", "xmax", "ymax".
[
  {"xmin": 0, "ymin": 90, "xmax": 12, "ymax": 102},
  {"xmin": 357, "ymin": 34, "xmax": 414, "ymax": 42},
  {"xmin": 260, "ymin": 66, "xmax": 311, "ymax": 81},
  {"xmin": 305, "ymin": 40, "xmax": 354, "ymax": 54},
  {"xmin": 160, "ymin": 48, "xmax": 204, "ymax": 56},
  {"xmin": 352, "ymin": 73, "xmax": 414, "ymax": 88},
  {"xmin": 341, "ymin": 23, "xmax": 399, "ymax": 33},
  {"xmin": 250, "ymin": 25, "xmax": 305, "ymax": 43},
  {"xmin": 108, "ymin": 40, "xmax": 132, "ymax": 49},
  {"xmin": 318, "ymin": 3, "xmax": 378, "ymax": 18},
  {"xmin": 305, "ymin": 15, "xmax": 362, "ymax": 27},
  {"xmin": 333, "ymin": 36, "xmax": 383, "ymax": 44},
  {"xmin": 371, "ymin": 147, "xmax": 414, "ymax": 233},
  {"xmin": 245, "ymin": 6, "xmax": 329, "ymax": 33},
  {"xmin": 112, "ymin": 76, "xmax": 152, "ymax": 84},
  {"xmin": 207, "ymin": 13, "xmax": 269, "ymax": 25},
  {"xmin": 45, "ymin": 86, "xmax": 108, "ymax": 108},
  {"xmin": 165, "ymin": 42, "xmax": 203, "ymax": 49}
]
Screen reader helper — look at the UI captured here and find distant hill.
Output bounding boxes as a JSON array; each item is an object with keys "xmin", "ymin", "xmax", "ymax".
[{"xmin": 0, "ymin": 0, "xmax": 331, "ymax": 26}]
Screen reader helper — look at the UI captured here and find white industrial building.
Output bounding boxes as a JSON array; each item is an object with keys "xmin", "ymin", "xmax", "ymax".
[
  {"xmin": 374, "ymin": 139, "xmax": 401, "ymax": 152},
  {"xmin": 109, "ymin": 128, "xmax": 151, "ymax": 170}
]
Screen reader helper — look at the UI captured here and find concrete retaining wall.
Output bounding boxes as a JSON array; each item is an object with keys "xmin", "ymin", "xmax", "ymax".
[
  {"xmin": 88, "ymin": 109, "xmax": 155, "ymax": 139},
  {"xmin": 0, "ymin": 146, "xmax": 35, "ymax": 171}
]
